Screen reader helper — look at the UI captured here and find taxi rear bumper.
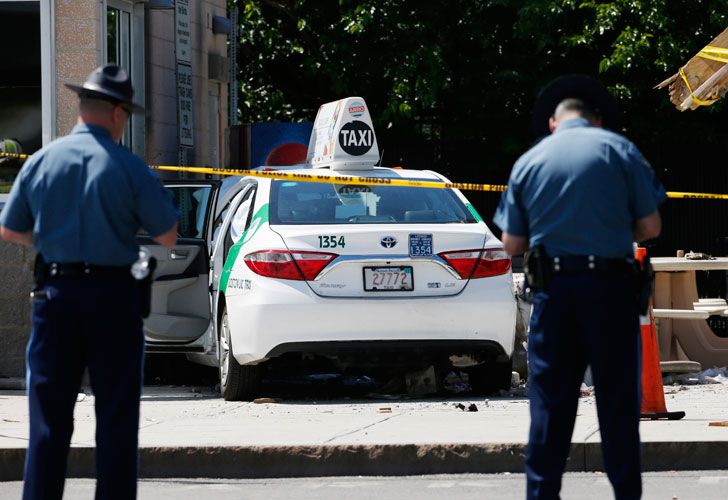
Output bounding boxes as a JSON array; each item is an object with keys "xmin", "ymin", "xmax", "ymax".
[{"xmin": 226, "ymin": 274, "xmax": 517, "ymax": 365}]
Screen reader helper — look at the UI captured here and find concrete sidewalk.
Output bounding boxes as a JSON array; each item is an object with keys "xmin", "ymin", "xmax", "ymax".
[{"xmin": 1, "ymin": 384, "xmax": 727, "ymax": 480}]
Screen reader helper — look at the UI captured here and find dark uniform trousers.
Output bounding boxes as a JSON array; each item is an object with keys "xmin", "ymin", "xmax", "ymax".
[
  {"xmin": 23, "ymin": 274, "xmax": 144, "ymax": 500},
  {"xmin": 525, "ymin": 271, "xmax": 642, "ymax": 500}
]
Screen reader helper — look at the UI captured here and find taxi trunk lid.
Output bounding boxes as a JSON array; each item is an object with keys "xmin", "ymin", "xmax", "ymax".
[{"xmin": 270, "ymin": 224, "xmax": 499, "ymax": 298}]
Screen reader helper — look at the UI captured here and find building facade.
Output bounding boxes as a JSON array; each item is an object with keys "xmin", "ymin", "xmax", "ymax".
[{"xmin": 0, "ymin": 0, "xmax": 235, "ymax": 379}]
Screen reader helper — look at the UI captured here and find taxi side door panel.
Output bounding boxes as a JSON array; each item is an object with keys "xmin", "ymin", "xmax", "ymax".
[
  {"xmin": 141, "ymin": 182, "xmax": 218, "ymax": 345},
  {"xmin": 143, "ymin": 241, "xmax": 211, "ymax": 342}
]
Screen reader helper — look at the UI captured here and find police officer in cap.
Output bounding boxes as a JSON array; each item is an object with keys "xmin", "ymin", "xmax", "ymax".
[
  {"xmin": 494, "ymin": 75, "xmax": 666, "ymax": 500},
  {"xmin": 0, "ymin": 65, "xmax": 178, "ymax": 499}
]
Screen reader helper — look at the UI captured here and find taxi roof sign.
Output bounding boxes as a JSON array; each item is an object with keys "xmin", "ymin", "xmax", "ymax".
[{"xmin": 306, "ymin": 97, "xmax": 379, "ymax": 171}]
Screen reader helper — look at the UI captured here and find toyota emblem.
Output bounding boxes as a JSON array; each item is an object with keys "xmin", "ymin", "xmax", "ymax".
[{"xmin": 380, "ymin": 236, "xmax": 397, "ymax": 248}]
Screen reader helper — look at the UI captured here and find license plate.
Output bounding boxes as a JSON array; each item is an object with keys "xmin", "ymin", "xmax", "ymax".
[
  {"xmin": 363, "ymin": 266, "xmax": 414, "ymax": 291},
  {"xmin": 409, "ymin": 233, "xmax": 433, "ymax": 257}
]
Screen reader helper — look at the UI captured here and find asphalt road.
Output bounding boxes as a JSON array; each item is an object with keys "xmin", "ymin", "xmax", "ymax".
[{"xmin": 1, "ymin": 471, "xmax": 727, "ymax": 499}]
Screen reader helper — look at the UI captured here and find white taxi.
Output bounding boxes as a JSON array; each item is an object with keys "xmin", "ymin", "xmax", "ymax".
[{"xmin": 142, "ymin": 98, "xmax": 517, "ymax": 400}]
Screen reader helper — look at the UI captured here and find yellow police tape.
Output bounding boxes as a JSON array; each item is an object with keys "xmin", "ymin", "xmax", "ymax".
[
  {"xmin": 698, "ymin": 45, "xmax": 728, "ymax": 64},
  {"xmin": 152, "ymin": 164, "xmax": 509, "ymax": 193},
  {"xmin": 0, "ymin": 151, "xmax": 31, "ymax": 159},
  {"xmin": 679, "ymin": 67, "xmax": 718, "ymax": 107},
  {"xmin": 4, "ymin": 152, "xmax": 728, "ymax": 200},
  {"xmin": 152, "ymin": 165, "xmax": 728, "ymax": 200}
]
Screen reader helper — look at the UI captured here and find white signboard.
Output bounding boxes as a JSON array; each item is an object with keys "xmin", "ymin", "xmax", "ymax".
[
  {"xmin": 175, "ymin": 0, "xmax": 192, "ymax": 64},
  {"xmin": 177, "ymin": 63, "xmax": 194, "ymax": 147}
]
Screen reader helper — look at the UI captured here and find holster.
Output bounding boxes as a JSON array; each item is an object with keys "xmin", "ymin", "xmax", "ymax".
[
  {"xmin": 33, "ymin": 253, "xmax": 48, "ymax": 288},
  {"xmin": 634, "ymin": 255, "xmax": 654, "ymax": 316},
  {"xmin": 522, "ymin": 245, "xmax": 551, "ymax": 303},
  {"xmin": 137, "ymin": 256, "xmax": 157, "ymax": 319}
]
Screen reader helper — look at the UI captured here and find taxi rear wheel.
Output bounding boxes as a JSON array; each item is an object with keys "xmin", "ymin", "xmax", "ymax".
[
  {"xmin": 467, "ymin": 358, "xmax": 513, "ymax": 395},
  {"xmin": 219, "ymin": 307, "xmax": 260, "ymax": 401}
]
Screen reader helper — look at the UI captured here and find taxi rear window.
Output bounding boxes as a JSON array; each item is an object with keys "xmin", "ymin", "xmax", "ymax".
[{"xmin": 270, "ymin": 180, "xmax": 477, "ymax": 225}]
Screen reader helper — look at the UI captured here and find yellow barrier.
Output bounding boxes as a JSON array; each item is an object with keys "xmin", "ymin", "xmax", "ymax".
[{"xmin": 4, "ymin": 152, "xmax": 728, "ymax": 199}]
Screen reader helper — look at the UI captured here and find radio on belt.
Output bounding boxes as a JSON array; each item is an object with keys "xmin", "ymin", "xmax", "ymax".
[{"xmin": 306, "ymin": 97, "xmax": 379, "ymax": 172}]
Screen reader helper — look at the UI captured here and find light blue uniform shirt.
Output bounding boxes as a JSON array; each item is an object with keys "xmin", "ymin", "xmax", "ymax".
[
  {"xmin": 0, "ymin": 124, "xmax": 178, "ymax": 265},
  {"xmin": 493, "ymin": 118, "xmax": 666, "ymax": 259}
]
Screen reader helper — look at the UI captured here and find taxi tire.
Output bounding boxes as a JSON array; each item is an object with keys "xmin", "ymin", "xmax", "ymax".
[
  {"xmin": 467, "ymin": 358, "xmax": 513, "ymax": 395},
  {"xmin": 219, "ymin": 307, "xmax": 260, "ymax": 401}
]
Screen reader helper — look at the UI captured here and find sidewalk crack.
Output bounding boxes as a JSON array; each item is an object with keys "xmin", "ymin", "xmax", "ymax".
[
  {"xmin": 323, "ymin": 414, "xmax": 399, "ymax": 444},
  {"xmin": 582, "ymin": 426, "xmax": 600, "ymax": 442},
  {"xmin": 0, "ymin": 433, "xmax": 29, "ymax": 443}
]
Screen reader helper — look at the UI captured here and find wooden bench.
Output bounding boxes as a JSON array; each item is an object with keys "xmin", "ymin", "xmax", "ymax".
[{"xmin": 652, "ymin": 309, "xmax": 710, "ymax": 320}]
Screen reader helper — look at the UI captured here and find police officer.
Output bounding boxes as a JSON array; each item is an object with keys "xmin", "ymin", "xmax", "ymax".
[
  {"xmin": 493, "ymin": 75, "xmax": 666, "ymax": 500},
  {"xmin": 0, "ymin": 65, "xmax": 178, "ymax": 500}
]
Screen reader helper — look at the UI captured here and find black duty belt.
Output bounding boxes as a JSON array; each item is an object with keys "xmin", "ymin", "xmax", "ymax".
[
  {"xmin": 548, "ymin": 255, "xmax": 634, "ymax": 274},
  {"xmin": 47, "ymin": 262, "xmax": 132, "ymax": 279}
]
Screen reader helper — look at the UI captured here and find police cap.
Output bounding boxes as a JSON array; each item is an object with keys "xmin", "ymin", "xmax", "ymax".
[
  {"xmin": 65, "ymin": 64, "xmax": 144, "ymax": 114},
  {"xmin": 532, "ymin": 74, "xmax": 620, "ymax": 138}
]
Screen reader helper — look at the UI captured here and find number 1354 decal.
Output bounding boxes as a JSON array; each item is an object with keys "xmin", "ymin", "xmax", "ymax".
[{"xmin": 318, "ymin": 235, "xmax": 346, "ymax": 248}]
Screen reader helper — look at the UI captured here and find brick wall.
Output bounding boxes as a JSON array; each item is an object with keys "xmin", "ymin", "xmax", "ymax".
[
  {"xmin": 0, "ymin": 242, "xmax": 34, "ymax": 378},
  {"xmin": 55, "ymin": 0, "xmax": 103, "ymax": 137}
]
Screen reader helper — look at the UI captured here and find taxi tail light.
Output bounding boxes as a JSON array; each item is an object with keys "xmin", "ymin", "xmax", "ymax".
[
  {"xmin": 244, "ymin": 250, "xmax": 337, "ymax": 281},
  {"xmin": 438, "ymin": 249, "xmax": 511, "ymax": 279}
]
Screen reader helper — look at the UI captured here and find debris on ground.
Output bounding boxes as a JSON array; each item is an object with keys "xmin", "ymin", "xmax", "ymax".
[
  {"xmin": 454, "ymin": 403, "xmax": 478, "ymax": 412},
  {"xmin": 366, "ymin": 392, "xmax": 405, "ymax": 400},
  {"xmin": 443, "ymin": 371, "xmax": 471, "ymax": 393},
  {"xmin": 708, "ymin": 421, "xmax": 728, "ymax": 427},
  {"xmin": 76, "ymin": 393, "xmax": 86, "ymax": 402},
  {"xmin": 664, "ymin": 367, "xmax": 728, "ymax": 386},
  {"xmin": 500, "ymin": 379, "xmax": 529, "ymax": 397},
  {"xmin": 369, "ymin": 373, "xmax": 407, "ymax": 397},
  {"xmin": 252, "ymin": 397, "xmax": 281, "ymax": 404},
  {"xmin": 684, "ymin": 251, "xmax": 716, "ymax": 260},
  {"xmin": 378, "ymin": 407, "xmax": 392, "ymax": 413},
  {"xmin": 580, "ymin": 383, "xmax": 594, "ymax": 397},
  {"xmin": 342, "ymin": 375, "xmax": 376, "ymax": 387},
  {"xmin": 404, "ymin": 365, "xmax": 439, "ymax": 396}
]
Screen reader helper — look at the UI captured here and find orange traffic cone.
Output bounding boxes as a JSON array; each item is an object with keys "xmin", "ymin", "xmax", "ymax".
[{"xmin": 635, "ymin": 247, "xmax": 685, "ymax": 421}]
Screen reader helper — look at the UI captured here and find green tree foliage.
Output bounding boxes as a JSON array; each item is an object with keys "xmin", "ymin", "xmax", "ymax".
[{"xmin": 234, "ymin": 1, "xmax": 728, "ymax": 184}]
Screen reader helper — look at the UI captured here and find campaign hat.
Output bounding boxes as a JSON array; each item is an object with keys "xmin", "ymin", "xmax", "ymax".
[
  {"xmin": 65, "ymin": 64, "xmax": 144, "ymax": 113},
  {"xmin": 532, "ymin": 74, "xmax": 620, "ymax": 137}
]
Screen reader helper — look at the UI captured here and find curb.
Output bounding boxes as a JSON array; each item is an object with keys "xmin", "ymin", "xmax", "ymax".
[
  {"xmin": 2, "ymin": 442, "xmax": 728, "ymax": 481},
  {"xmin": 0, "ymin": 378, "xmax": 25, "ymax": 390}
]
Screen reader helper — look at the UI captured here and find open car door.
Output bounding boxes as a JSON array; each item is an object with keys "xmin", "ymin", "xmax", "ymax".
[{"xmin": 140, "ymin": 181, "xmax": 220, "ymax": 351}]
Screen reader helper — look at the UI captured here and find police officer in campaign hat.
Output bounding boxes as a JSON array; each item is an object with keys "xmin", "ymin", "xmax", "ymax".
[
  {"xmin": 494, "ymin": 74, "xmax": 666, "ymax": 500},
  {"xmin": 0, "ymin": 65, "xmax": 178, "ymax": 499}
]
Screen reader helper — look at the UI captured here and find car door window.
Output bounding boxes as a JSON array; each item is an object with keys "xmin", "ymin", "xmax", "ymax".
[
  {"xmin": 167, "ymin": 185, "xmax": 214, "ymax": 239},
  {"xmin": 224, "ymin": 187, "xmax": 256, "ymax": 260}
]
